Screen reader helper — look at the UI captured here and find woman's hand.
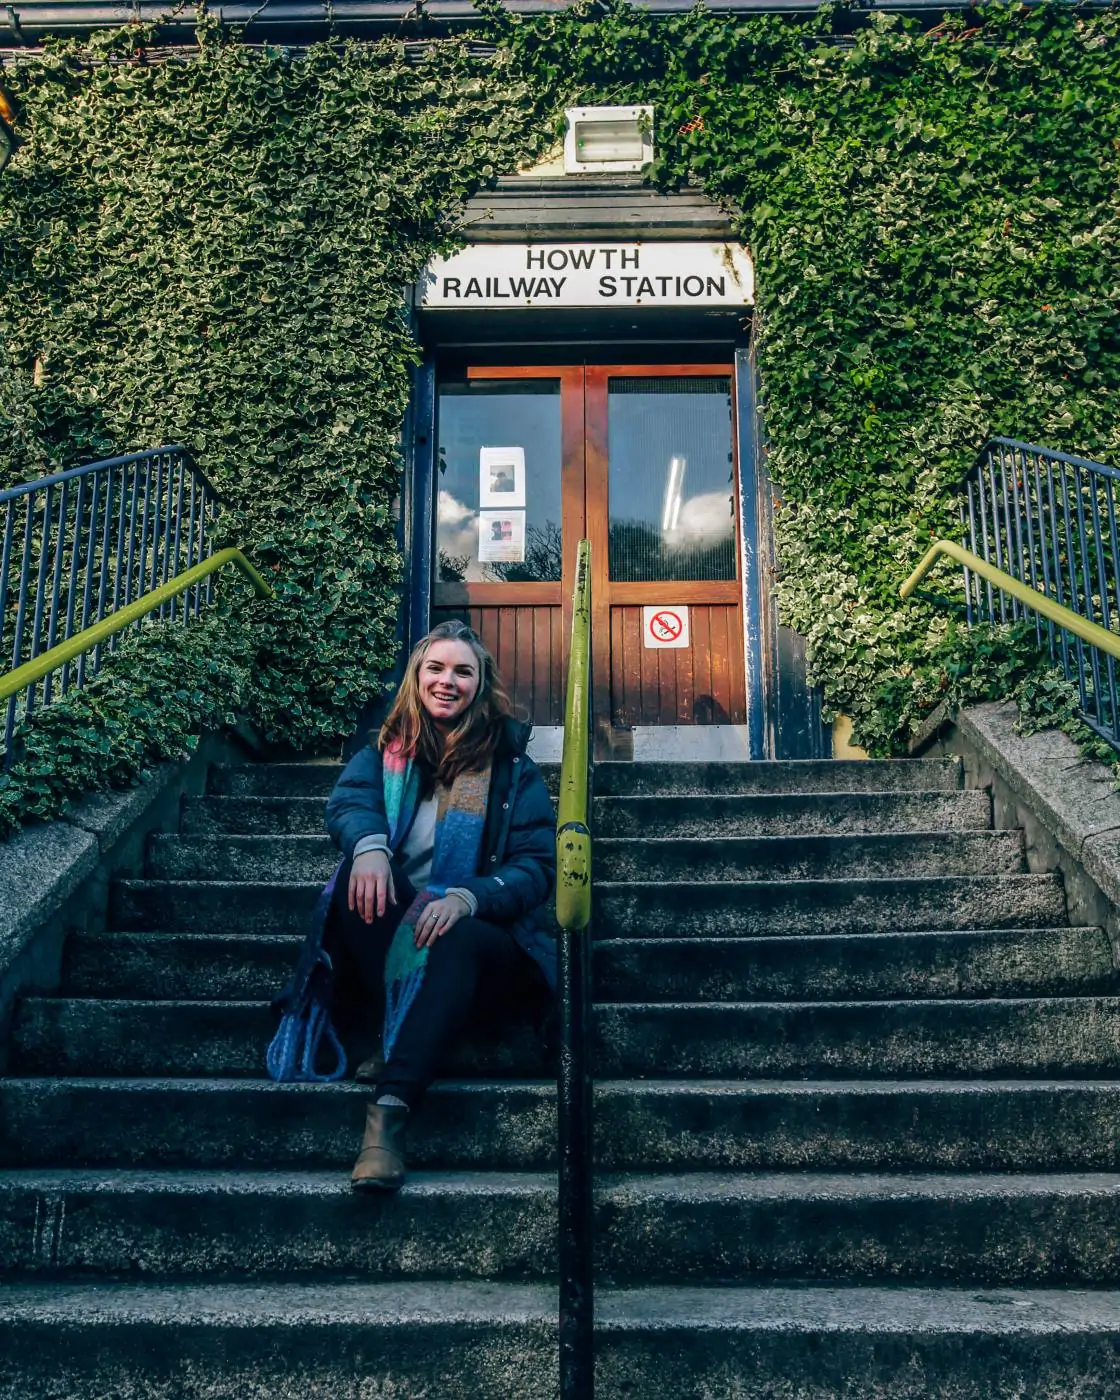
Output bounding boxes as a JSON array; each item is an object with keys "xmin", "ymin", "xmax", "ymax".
[
  {"xmin": 349, "ymin": 850, "xmax": 396, "ymax": 924},
  {"xmin": 413, "ymin": 894, "xmax": 468, "ymax": 949}
]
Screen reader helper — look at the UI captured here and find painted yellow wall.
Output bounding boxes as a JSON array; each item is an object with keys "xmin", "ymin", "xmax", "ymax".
[{"xmin": 832, "ymin": 715, "xmax": 869, "ymax": 761}]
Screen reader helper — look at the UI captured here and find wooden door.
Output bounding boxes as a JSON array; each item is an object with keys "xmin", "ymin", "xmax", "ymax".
[
  {"xmin": 586, "ymin": 365, "xmax": 744, "ymax": 756},
  {"xmin": 430, "ymin": 361, "xmax": 745, "ymax": 755},
  {"xmin": 430, "ymin": 366, "xmax": 584, "ymax": 727}
]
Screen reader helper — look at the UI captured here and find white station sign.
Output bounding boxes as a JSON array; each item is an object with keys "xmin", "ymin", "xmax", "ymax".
[
  {"xmin": 419, "ymin": 242, "xmax": 754, "ymax": 310},
  {"xmin": 643, "ymin": 606, "xmax": 690, "ymax": 650}
]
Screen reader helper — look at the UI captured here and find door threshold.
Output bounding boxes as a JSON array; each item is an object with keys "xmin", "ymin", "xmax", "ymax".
[
  {"xmin": 530, "ymin": 724, "xmax": 753, "ymax": 763},
  {"xmin": 526, "ymin": 727, "xmax": 565, "ymax": 764},
  {"xmin": 631, "ymin": 725, "xmax": 752, "ymax": 762}
]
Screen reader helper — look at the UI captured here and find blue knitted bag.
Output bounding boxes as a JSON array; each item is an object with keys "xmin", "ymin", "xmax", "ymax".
[{"xmin": 266, "ymin": 863, "xmax": 348, "ymax": 1084}]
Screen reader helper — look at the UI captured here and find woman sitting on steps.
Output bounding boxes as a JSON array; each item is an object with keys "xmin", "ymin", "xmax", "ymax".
[{"xmin": 306, "ymin": 619, "xmax": 556, "ymax": 1191}]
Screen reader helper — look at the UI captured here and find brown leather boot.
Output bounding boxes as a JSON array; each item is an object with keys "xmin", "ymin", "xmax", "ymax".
[
  {"xmin": 351, "ymin": 1102, "xmax": 408, "ymax": 1192},
  {"xmin": 354, "ymin": 1050, "xmax": 385, "ymax": 1083}
]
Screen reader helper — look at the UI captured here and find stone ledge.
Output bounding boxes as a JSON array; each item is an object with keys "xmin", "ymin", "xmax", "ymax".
[
  {"xmin": 957, "ymin": 703, "xmax": 1120, "ymax": 856},
  {"xmin": 0, "ymin": 764, "xmax": 189, "ymax": 1043},
  {"xmin": 61, "ymin": 763, "xmax": 180, "ymax": 855},
  {"xmin": 0, "ymin": 823, "xmax": 99, "ymax": 979},
  {"xmin": 935, "ymin": 702, "xmax": 1120, "ymax": 965},
  {"xmin": 957, "ymin": 704, "xmax": 1120, "ymax": 904}
]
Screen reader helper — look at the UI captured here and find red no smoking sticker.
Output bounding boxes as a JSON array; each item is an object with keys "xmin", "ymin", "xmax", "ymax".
[
  {"xmin": 650, "ymin": 611, "xmax": 683, "ymax": 641},
  {"xmin": 642, "ymin": 605, "xmax": 690, "ymax": 649}
]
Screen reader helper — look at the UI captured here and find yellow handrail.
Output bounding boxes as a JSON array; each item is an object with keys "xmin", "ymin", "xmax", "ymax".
[
  {"xmin": 901, "ymin": 538, "xmax": 1120, "ymax": 659},
  {"xmin": 556, "ymin": 538, "xmax": 592, "ymax": 931},
  {"xmin": 554, "ymin": 539, "xmax": 594, "ymax": 1398},
  {"xmin": 0, "ymin": 547, "xmax": 273, "ymax": 704}
]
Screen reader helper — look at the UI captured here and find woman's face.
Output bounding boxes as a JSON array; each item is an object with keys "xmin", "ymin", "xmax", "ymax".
[{"xmin": 418, "ymin": 639, "xmax": 481, "ymax": 726}]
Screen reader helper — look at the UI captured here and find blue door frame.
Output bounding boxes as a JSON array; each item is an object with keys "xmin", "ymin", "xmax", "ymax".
[{"xmin": 735, "ymin": 346, "xmax": 767, "ymax": 760}]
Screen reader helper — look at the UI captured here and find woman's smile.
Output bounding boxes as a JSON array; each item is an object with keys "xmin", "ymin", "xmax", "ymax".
[{"xmin": 418, "ymin": 640, "xmax": 481, "ymax": 724}]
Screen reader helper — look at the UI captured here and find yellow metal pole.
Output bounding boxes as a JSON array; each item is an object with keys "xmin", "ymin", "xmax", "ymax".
[
  {"xmin": 556, "ymin": 538, "xmax": 592, "ymax": 932},
  {"xmin": 555, "ymin": 535, "xmax": 594, "ymax": 1400}
]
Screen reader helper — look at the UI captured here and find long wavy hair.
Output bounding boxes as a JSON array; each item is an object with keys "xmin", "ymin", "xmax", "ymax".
[{"xmin": 379, "ymin": 620, "xmax": 514, "ymax": 784}]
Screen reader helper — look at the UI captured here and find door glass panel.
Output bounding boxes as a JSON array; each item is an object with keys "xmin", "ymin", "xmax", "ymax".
[
  {"xmin": 436, "ymin": 379, "xmax": 562, "ymax": 583},
  {"xmin": 607, "ymin": 376, "xmax": 736, "ymax": 582}
]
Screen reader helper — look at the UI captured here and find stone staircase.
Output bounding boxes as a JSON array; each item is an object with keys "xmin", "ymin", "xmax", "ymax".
[{"xmin": 3, "ymin": 755, "xmax": 1120, "ymax": 1397}]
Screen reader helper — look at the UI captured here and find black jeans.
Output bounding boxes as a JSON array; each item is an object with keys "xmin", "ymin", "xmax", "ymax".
[{"xmin": 323, "ymin": 859, "xmax": 548, "ymax": 1108}]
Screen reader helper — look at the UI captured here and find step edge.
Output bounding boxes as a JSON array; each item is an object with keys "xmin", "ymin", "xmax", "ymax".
[{"xmin": 3, "ymin": 1280, "xmax": 1120, "ymax": 1334}]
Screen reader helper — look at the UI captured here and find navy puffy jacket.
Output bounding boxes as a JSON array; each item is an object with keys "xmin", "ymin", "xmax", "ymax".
[{"xmin": 325, "ymin": 718, "xmax": 558, "ymax": 991}]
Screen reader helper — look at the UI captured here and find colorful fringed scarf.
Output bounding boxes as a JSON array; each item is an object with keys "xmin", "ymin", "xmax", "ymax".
[{"xmin": 381, "ymin": 741, "xmax": 492, "ymax": 1057}]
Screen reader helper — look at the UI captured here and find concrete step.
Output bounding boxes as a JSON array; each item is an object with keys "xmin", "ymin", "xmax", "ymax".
[
  {"xmin": 591, "ymin": 1170, "xmax": 1120, "ymax": 1286},
  {"xmin": 107, "ymin": 873, "xmax": 1064, "ymax": 938},
  {"xmin": 0, "ymin": 1078, "xmax": 560, "ymax": 1171},
  {"xmin": 10, "ymin": 997, "xmax": 548, "ymax": 1079},
  {"xmin": 594, "ymin": 875, "xmax": 1066, "ymax": 938},
  {"xmin": 3, "ymin": 1167, "xmax": 1120, "ymax": 1287},
  {"xmin": 595, "ymin": 831, "xmax": 1023, "ymax": 881},
  {"xmin": 208, "ymin": 759, "xmax": 960, "ymax": 801},
  {"xmin": 181, "ymin": 794, "xmax": 329, "ymax": 836},
  {"xmin": 592, "ymin": 758, "xmax": 963, "ymax": 796},
  {"xmin": 63, "ymin": 927, "xmax": 1115, "ymax": 1004},
  {"xmin": 596, "ymin": 927, "xmax": 1116, "ymax": 1002},
  {"xmin": 209, "ymin": 762, "xmax": 345, "ymax": 798},
  {"xmin": 103, "ymin": 879, "xmax": 354, "ymax": 935},
  {"xmin": 5, "ymin": 1281, "xmax": 1120, "ymax": 1400},
  {"xmin": 0, "ymin": 1169, "xmax": 555, "ymax": 1283},
  {"xmin": 14, "ymin": 996, "xmax": 1120, "ymax": 1080},
  {"xmin": 147, "ymin": 829, "xmax": 1026, "ymax": 884},
  {"xmin": 148, "ymin": 835, "xmax": 339, "ymax": 883},
  {"xmin": 208, "ymin": 762, "xmax": 560, "ymax": 800},
  {"xmin": 595, "ymin": 789, "xmax": 991, "ymax": 837},
  {"xmin": 64, "ymin": 932, "xmax": 299, "ymax": 1000},
  {"xmin": 7, "ymin": 1077, "xmax": 1120, "ymax": 1174},
  {"xmin": 597, "ymin": 998, "xmax": 1120, "ymax": 1078},
  {"xmin": 182, "ymin": 787, "xmax": 992, "ymax": 840}
]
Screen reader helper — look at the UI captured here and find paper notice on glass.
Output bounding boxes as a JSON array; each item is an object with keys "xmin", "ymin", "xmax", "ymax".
[
  {"xmin": 479, "ymin": 446, "xmax": 526, "ymax": 508},
  {"xmin": 478, "ymin": 510, "xmax": 526, "ymax": 563}
]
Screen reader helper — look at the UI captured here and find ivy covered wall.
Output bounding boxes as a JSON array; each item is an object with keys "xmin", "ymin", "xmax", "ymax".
[
  {"xmin": 492, "ymin": 0, "xmax": 1120, "ymax": 753},
  {"xmin": 1, "ymin": 3, "xmax": 1118, "ymax": 828},
  {"xmin": 0, "ymin": 25, "xmax": 547, "ymax": 829}
]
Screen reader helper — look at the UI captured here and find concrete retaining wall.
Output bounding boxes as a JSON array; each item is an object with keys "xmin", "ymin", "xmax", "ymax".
[
  {"xmin": 0, "ymin": 733, "xmax": 254, "ymax": 1068},
  {"xmin": 923, "ymin": 702, "xmax": 1120, "ymax": 967}
]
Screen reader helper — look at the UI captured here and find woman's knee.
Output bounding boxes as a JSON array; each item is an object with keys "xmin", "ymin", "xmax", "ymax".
[{"xmin": 427, "ymin": 915, "xmax": 504, "ymax": 968}]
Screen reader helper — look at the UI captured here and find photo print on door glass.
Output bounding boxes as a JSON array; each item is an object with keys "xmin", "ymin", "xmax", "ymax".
[
  {"xmin": 479, "ymin": 446, "xmax": 527, "ymax": 508},
  {"xmin": 478, "ymin": 510, "xmax": 526, "ymax": 563}
]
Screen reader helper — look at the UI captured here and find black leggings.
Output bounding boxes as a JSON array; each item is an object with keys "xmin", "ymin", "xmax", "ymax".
[{"xmin": 324, "ymin": 860, "xmax": 547, "ymax": 1108}]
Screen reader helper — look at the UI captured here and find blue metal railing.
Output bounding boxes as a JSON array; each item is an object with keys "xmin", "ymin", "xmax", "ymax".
[
  {"xmin": 0, "ymin": 447, "xmax": 222, "ymax": 762},
  {"xmin": 959, "ymin": 437, "xmax": 1120, "ymax": 748}
]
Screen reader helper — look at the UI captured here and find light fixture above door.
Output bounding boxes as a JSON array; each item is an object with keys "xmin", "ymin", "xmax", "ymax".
[{"xmin": 564, "ymin": 105, "xmax": 654, "ymax": 175}]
